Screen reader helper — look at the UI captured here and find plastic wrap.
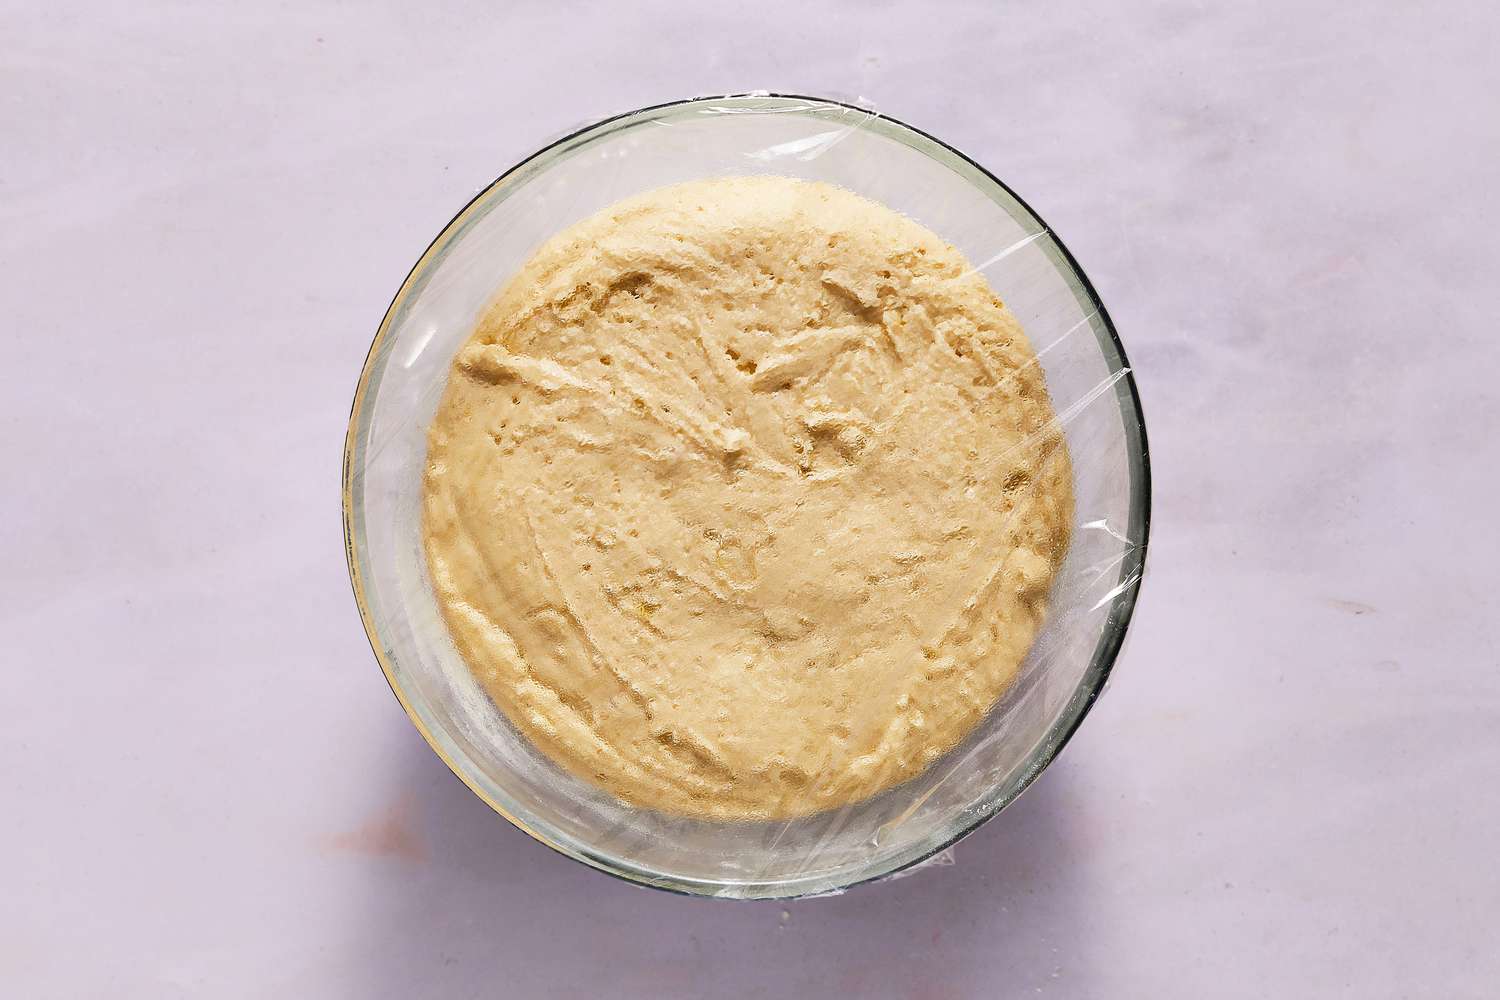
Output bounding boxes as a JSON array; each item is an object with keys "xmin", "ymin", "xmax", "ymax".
[{"xmin": 343, "ymin": 93, "xmax": 1149, "ymax": 899}]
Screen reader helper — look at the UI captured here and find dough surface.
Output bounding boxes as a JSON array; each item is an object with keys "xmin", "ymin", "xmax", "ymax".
[{"xmin": 422, "ymin": 177, "xmax": 1073, "ymax": 819}]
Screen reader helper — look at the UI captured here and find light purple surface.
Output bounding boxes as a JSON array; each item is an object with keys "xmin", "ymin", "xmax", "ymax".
[{"xmin": 5, "ymin": 1, "xmax": 1498, "ymax": 997}]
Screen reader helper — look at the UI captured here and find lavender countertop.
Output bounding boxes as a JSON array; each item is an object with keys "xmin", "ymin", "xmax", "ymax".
[{"xmin": 5, "ymin": 1, "xmax": 1498, "ymax": 996}]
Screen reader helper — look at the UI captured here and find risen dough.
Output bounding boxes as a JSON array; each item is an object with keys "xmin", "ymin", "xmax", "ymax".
[{"xmin": 422, "ymin": 177, "xmax": 1072, "ymax": 820}]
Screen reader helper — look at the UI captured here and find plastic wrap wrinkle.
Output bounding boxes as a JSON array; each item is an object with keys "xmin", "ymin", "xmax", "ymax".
[
  {"xmin": 745, "ymin": 104, "xmax": 876, "ymax": 162},
  {"xmin": 964, "ymin": 229, "xmax": 1052, "ymax": 277},
  {"xmin": 876, "ymin": 847, "xmax": 957, "ymax": 885}
]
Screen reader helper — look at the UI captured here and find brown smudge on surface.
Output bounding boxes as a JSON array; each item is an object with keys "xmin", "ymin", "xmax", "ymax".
[{"xmin": 323, "ymin": 794, "xmax": 426, "ymax": 862}]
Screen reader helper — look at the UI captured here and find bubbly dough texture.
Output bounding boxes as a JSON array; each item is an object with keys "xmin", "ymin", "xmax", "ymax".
[{"xmin": 423, "ymin": 177, "xmax": 1073, "ymax": 820}]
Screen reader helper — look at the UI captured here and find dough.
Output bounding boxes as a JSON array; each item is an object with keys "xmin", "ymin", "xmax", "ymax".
[{"xmin": 422, "ymin": 177, "xmax": 1073, "ymax": 820}]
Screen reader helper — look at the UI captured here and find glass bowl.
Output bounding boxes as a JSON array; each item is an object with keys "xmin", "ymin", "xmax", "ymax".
[{"xmin": 343, "ymin": 94, "xmax": 1150, "ymax": 899}]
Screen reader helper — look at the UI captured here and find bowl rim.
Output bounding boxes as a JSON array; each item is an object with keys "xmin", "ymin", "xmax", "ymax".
[{"xmin": 342, "ymin": 92, "xmax": 1152, "ymax": 899}]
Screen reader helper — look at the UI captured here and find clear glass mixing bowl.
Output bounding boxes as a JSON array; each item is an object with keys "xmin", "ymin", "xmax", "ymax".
[{"xmin": 343, "ymin": 94, "xmax": 1150, "ymax": 898}]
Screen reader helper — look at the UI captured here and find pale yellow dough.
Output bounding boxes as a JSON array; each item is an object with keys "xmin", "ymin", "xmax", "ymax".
[{"xmin": 422, "ymin": 177, "xmax": 1072, "ymax": 820}]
